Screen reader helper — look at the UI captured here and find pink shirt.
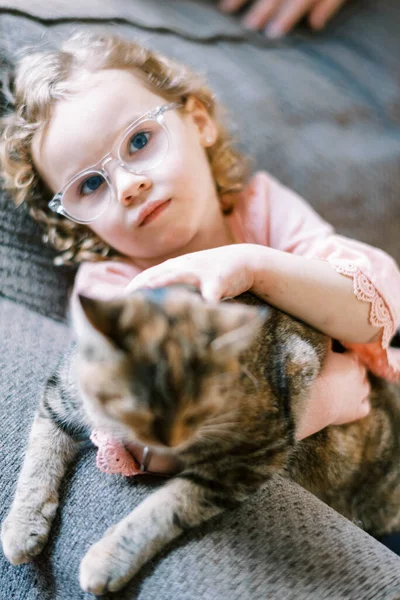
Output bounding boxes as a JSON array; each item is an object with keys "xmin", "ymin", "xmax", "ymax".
[{"xmin": 75, "ymin": 171, "xmax": 400, "ymax": 382}]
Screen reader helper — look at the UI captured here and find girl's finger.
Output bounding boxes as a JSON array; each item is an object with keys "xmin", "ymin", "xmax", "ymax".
[
  {"xmin": 135, "ymin": 273, "xmax": 201, "ymax": 292},
  {"xmin": 308, "ymin": 0, "xmax": 346, "ymax": 30},
  {"xmin": 243, "ymin": 0, "xmax": 283, "ymax": 30},
  {"xmin": 201, "ymin": 280, "xmax": 223, "ymax": 303},
  {"xmin": 125, "ymin": 277, "xmax": 149, "ymax": 293},
  {"xmin": 265, "ymin": 0, "xmax": 314, "ymax": 37},
  {"xmin": 125, "ymin": 270, "xmax": 175, "ymax": 291},
  {"xmin": 219, "ymin": 0, "xmax": 251, "ymax": 12}
]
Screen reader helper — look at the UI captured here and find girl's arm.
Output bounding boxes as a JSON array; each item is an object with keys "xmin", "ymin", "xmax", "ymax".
[
  {"xmin": 263, "ymin": 172, "xmax": 400, "ymax": 370},
  {"xmin": 127, "ymin": 172, "xmax": 400, "ymax": 378},
  {"xmin": 250, "ymin": 246, "xmax": 379, "ymax": 344}
]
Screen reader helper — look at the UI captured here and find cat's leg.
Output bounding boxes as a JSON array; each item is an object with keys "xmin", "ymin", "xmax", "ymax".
[
  {"xmin": 80, "ymin": 475, "xmax": 234, "ymax": 594},
  {"xmin": 1, "ymin": 412, "xmax": 78, "ymax": 565}
]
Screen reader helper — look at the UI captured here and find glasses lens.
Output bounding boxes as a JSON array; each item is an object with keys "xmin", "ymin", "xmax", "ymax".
[
  {"xmin": 118, "ymin": 118, "xmax": 169, "ymax": 172},
  {"xmin": 62, "ymin": 171, "xmax": 110, "ymax": 222}
]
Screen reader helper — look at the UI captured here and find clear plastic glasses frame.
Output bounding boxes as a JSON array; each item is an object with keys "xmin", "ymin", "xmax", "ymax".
[{"xmin": 48, "ymin": 102, "xmax": 183, "ymax": 224}]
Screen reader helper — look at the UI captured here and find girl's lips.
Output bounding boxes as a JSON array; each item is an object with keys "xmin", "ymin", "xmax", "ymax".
[{"xmin": 138, "ymin": 199, "xmax": 171, "ymax": 227}]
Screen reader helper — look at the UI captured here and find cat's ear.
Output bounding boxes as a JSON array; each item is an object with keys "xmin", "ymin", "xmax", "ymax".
[
  {"xmin": 210, "ymin": 303, "xmax": 269, "ymax": 356},
  {"xmin": 72, "ymin": 294, "xmax": 125, "ymax": 350},
  {"xmin": 77, "ymin": 295, "xmax": 121, "ymax": 337}
]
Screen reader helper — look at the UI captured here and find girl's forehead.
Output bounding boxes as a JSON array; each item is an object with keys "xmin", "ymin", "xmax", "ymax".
[{"xmin": 33, "ymin": 69, "xmax": 167, "ymax": 189}]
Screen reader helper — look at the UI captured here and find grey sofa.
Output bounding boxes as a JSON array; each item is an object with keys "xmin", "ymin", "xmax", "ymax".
[{"xmin": 1, "ymin": 1, "xmax": 400, "ymax": 599}]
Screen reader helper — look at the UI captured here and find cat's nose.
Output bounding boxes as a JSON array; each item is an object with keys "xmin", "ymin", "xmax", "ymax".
[{"xmin": 153, "ymin": 417, "xmax": 171, "ymax": 447}]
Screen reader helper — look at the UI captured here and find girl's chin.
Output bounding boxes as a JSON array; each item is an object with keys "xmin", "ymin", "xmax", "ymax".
[
  {"xmin": 135, "ymin": 233, "xmax": 195, "ymax": 258},
  {"xmin": 112, "ymin": 240, "xmax": 188, "ymax": 262},
  {"xmin": 110, "ymin": 221, "xmax": 197, "ymax": 260}
]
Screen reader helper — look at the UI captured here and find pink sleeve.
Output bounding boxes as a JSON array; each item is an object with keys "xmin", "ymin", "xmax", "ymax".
[
  {"xmin": 73, "ymin": 260, "xmax": 140, "ymax": 301},
  {"xmin": 263, "ymin": 173, "xmax": 400, "ymax": 381}
]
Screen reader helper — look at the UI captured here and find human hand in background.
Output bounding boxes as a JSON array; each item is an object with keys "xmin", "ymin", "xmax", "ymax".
[{"xmin": 219, "ymin": 0, "xmax": 348, "ymax": 38}]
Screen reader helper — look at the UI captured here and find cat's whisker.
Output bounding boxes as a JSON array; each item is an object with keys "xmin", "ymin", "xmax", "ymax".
[
  {"xmin": 201, "ymin": 421, "xmax": 241, "ymax": 430},
  {"xmin": 199, "ymin": 425, "xmax": 248, "ymax": 440},
  {"xmin": 203, "ymin": 411, "xmax": 242, "ymax": 426},
  {"xmin": 199, "ymin": 432, "xmax": 250, "ymax": 445},
  {"xmin": 240, "ymin": 366, "xmax": 259, "ymax": 389},
  {"xmin": 208, "ymin": 371, "xmax": 238, "ymax": 384}
]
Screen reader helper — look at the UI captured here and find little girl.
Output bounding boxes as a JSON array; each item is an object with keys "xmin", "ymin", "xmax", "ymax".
[{"xmin": 1, "ymin": 32, "xmax": 399, "ymax": 475}]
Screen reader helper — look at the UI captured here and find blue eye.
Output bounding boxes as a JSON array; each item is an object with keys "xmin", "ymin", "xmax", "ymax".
[
  {"xmin": 129, "ymin": 131, "xmax": 150, "ymax": 153},
  {"xmin": 80, "ymin": 174, "xmax": 105, "ymax": 196}
]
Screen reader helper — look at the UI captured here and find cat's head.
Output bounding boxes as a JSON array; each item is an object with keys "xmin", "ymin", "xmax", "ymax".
[{"xmin": 73, "ymin": 286, "xmax": 266, "ymax": 451}]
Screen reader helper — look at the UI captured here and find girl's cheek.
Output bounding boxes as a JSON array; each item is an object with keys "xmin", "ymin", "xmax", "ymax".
[
  {"xmin": 87, "ymin": 213, "xmax": 119, "ymax": 240},
  {"xmin": 161, "ymin": 152, "xmax": 185, "ymax": 177}
]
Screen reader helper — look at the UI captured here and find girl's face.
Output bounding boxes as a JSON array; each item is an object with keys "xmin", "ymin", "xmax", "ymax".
[{"xmin": 33, "ymin": 69, "xmax": 222, "ymax": 266}]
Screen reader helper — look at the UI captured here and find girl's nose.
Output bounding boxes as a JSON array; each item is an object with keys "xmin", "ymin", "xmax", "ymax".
[{"xmin": 113, "ymin": 167, "xmax": 152, "ymax": 207}]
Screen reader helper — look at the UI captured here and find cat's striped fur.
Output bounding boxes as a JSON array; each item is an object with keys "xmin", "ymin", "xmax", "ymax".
[{"xmin": 2, "ymin": 287, "xmax": 400, "ymax": 594}]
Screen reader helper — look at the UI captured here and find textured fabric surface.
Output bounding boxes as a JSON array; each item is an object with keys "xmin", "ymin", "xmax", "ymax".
[
  {"xmin": 1, "ymin": 1, "xmax": 400, "ymax": 598},
  {"xmin": 0, "ymin": 192, "xmax": 75, "ymax": 321},
  {"xmin": 1, "ymin": 0, "xmax": 400, "ymax": 320},
  {"xmin": 1, "ymin": 297, "xmax": 400, "ymax": 600},
  {"xmin": 0, "ymin": 0, "xmax": 249, "ymax": 40}
]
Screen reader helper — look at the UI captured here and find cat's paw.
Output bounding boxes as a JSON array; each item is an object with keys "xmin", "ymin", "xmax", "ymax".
[
  {"xmin": 79, "ymin": 533, "xmax": 141, "ymax": 594},
  {"xmin": 1, "ymin": 506, "xmax": 54, "ymax": 565}
]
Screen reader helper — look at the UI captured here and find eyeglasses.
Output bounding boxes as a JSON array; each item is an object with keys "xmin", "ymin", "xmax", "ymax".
[{"xmin": 48, "ymin": 102, "xmax": 183, "ymax": 224}]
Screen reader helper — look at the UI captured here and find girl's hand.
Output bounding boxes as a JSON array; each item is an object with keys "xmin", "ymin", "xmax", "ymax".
[
  {"xmin": 296, "ymin": 348, "xmax": 371, "ymax": 440},
  {"xmin": 219, "ymin": 0, "xmax": 348, "ymax": 37},
  {"xmin": 125, "ymin": 245, "xmax": 257, "ymax": 302}
]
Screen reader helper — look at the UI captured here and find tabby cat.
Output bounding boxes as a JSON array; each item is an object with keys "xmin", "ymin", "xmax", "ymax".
[{"xmin": 2, "ymin": 286, "xmax": 400, "ymax": 595}]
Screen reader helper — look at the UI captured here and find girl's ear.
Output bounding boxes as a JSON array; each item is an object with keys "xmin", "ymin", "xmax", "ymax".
[{"xmin": 184, "ymin": 95, "xmax": 218, "ymax": 148}]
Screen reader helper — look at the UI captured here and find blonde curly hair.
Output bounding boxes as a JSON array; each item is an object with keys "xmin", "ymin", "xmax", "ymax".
[{"xmin": 0, "ymin": 32, "xmax": 248, "ymax": 265}]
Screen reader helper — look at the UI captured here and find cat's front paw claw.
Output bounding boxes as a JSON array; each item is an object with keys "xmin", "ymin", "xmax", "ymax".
[
  {"xmin": 1, "ymin": 510, "xmax": 52, "ymax": 565},
  {"xmin": 80, "ymin": 535, "xmax": 139, "ymax": 594}
]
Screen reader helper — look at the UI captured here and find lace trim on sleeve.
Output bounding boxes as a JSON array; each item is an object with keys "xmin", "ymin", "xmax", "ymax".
[
  {"xmin": 327, "ymin": 260, "xmax": 395, "ymax": 350},
  {"xmin": 90, "ymin": 430, "xmax": 144, "ymax": 477}
]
